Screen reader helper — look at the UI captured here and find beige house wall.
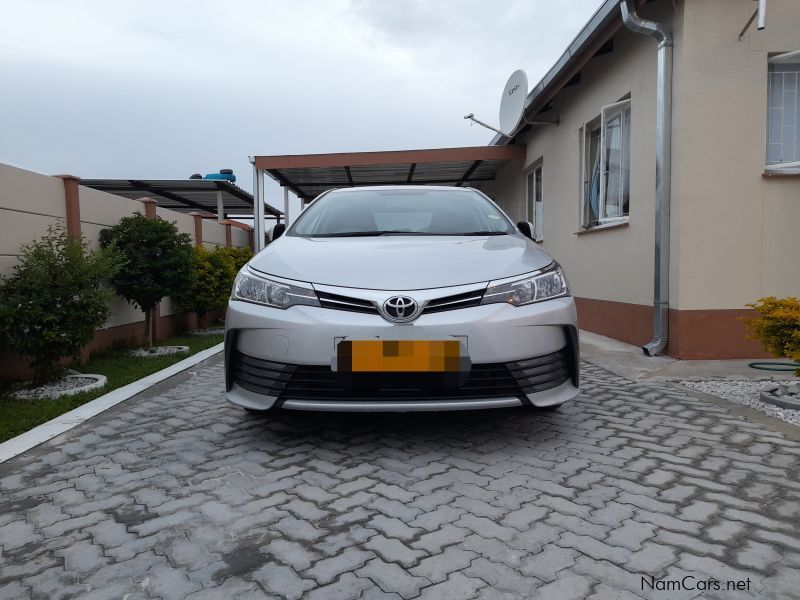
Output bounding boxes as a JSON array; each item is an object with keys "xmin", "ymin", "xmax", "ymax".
[{"xmin": 675, "ymin": 0, "xmax": 800, "ymax": 310}]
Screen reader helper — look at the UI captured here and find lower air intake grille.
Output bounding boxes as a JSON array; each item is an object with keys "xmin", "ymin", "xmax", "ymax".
[{"xmin": 231, "ymin": 347, "xmax": 572, "ymax": 403}]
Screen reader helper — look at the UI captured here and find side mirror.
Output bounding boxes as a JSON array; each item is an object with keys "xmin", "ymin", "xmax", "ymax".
[
  {"xmin": 517, "ymin": 221, "xmax": 534, "ymax": 240},
  {"xmin": 268, "ymin": 223, "xmax": 286, "ymax": 242}
]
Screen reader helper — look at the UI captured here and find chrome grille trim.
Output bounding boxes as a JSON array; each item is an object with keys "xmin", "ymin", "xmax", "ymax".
[{"xmin": 313, "ymin": 282, "xmax": 487, "ymax": 318}]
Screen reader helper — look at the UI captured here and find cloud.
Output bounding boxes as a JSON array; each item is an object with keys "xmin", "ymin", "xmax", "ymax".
[{"xmin": 0, "ymin": 0, "xmax": 602, "ymax": 214}]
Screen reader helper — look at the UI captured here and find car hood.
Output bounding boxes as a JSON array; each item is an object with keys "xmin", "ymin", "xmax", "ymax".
[{"xmin": 248, "ymin": 234, "xmax": 554, "ymax": 290}]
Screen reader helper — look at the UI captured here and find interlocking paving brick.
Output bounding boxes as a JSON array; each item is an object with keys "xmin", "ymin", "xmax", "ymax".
[
  {"xmin": 605, "ymin": 519, "xmax": 657, "ymax": 551},
  {"xmin": 417, "ymin": 572, "xmax": 486, "ymax": 599},
  {"xmin": 0, "ymin": 358, "xmax": 798, "ymax": 599},
  {"xmin": 305, "ymin": 547, "xmax": 374, "ymax": 585},
  {"xmin": 251, "ymin": 562, "xmax": 314, "ymax": 599},
  {"xmin": 518, "ymin": 544, "xmax": 579, "ymax": 582},
  {"xmin": 364, "ymin": 535, "xmax": 425, "ymax": 568},
  {"xmin": 410, "ymin": 547, "xmax": 476, "ymax": 583},
  {"xmin": 356, "ymin": 558, "xmax": 429, "ymax": 599}
]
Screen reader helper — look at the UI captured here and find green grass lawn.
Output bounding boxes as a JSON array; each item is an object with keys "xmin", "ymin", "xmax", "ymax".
[{"xmin": 0, "ymin": 333, "xmax": 223, "ymax": 443}]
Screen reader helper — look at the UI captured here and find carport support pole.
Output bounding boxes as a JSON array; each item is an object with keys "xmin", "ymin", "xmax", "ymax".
[
  {"xmin": 250, "ymin": 158, "xmax": 266, "ymax": 252},
  {"xmin": 283, "ymin": 187, "xmax": 290, "ymax": 227},
  {"xmin": 216, "ymin": 190, "xmax": 224, "ymax": 223}
]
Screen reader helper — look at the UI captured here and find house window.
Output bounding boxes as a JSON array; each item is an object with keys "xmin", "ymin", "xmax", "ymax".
[
  {"xmin": 767, "ymin": 51, "xmax": 800, "ymax": 170},
  {"xmin": 582, "ymin": 99, "xmax": 631, "ymax": 227},
  {"xmin": 525, "ymin": 163, "xmax": 543, "ymax": 241}
]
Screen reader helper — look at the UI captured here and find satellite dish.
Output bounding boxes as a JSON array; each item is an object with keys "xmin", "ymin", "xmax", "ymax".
[{"xmin": 498, "ymin": 69, "xmax": 528, "ymax": 136}]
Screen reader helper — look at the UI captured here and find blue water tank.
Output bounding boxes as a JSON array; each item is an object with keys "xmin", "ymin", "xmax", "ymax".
[{"xmin": 204, "ymin": 169, "xmax": 236, "ymax": 183}]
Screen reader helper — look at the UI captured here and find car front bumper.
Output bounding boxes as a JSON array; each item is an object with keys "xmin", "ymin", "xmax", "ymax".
[{"xmin": 224, "ymin": 296, "xmax": 579, "ymax": 412}]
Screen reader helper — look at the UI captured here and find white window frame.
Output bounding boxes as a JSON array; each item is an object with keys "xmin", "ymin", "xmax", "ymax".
[
  {"xmin": 580, "ymin": 99, "xmax": 631, "ymax": 228},
  {"xmin": 766, "ymin": 50, "xmax": 800, "ymax": 171},
  {"xmin": 525, "ymin": 162, "xmax": 544, "ymax": 241}
]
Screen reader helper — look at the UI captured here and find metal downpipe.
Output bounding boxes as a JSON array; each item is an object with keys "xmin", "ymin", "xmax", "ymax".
[{"xmin": 620, "ymin": 0, "xmax": 673, "ymax": 356}]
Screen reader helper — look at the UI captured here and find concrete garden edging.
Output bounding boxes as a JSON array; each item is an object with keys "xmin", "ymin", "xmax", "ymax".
[
  {"xmin": 0, "ymin": 342, "xmax": 223, "ymax": 463},
  {"xmin": 13, "ymin": 374, "xmax": 107, "ymax": 400},
  {"xmin": 760, "ymin": 382, "xmax": 800, "ymax": 411}
]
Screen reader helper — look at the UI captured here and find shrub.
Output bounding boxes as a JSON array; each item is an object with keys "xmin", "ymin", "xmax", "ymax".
[
  {"xmin": 220, "ymin": 245, "xmax": 253, "ymax": 272},
  {"xmin": 744, "ymin": 296, "xmax": 800, "ymax": 376},
  {"xmin": 177, "ymin": 246, "xmax": 237, "ymax": 328},
  {"xmin": 99, "ymin": 214, "xmax": 194, "ymax": 347},
  {"xmin": 0, "ymin": 224, "xmax": 120, "ymax": 382}
]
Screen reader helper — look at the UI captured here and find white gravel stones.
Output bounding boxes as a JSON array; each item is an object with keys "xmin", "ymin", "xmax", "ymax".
[
  {"xmin": 13, "ymin": 374, "xmax": 107, "ymax": 400},
  {"xmin": 128, "ymin": 345, "xmax": 190, "ymax": 358},
  {"xmin": 680, "ymin": 379, "xmax": 800, "ymax": 427}
]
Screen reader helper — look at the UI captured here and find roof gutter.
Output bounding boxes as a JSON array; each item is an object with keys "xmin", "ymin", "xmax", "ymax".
[{"xmin": 620, "ymin": 0, "xmax": 673, "ymax": 357}]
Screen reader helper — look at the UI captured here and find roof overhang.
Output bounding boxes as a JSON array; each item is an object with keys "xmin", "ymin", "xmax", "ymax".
[
  {"xmin": 80, "ymin": 179, "xmax": 283, "ymax": 218},
  {"xmin": 254, "ymin": 145, "xmax": 526, "ymax": 200}
]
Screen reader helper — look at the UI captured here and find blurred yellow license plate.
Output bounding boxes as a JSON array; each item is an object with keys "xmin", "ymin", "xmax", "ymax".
[{"xmin": 337, "ymin": 340, "xmax": 462, "ymax": 372}]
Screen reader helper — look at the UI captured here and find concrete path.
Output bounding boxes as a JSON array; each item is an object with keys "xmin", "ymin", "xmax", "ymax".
[
  {"xmin": 580, "ymin": 330, "xmax": 797, "ymax": 382},
  {"xmin": 1, "ymin": 355, "xmax": 800, "ymax": 599}
]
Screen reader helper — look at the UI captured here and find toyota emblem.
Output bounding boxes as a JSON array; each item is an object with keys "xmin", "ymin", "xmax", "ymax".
[{"xmin": 382, "ymin": 296, "xmax": 419, "ymax": 322}]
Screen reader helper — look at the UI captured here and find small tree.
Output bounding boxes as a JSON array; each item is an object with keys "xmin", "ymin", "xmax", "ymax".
[
  {"xmin": 99, "ymin": 213, "xmax": 194, "ymax": 348},
  {"xmin": 744, "ymin": 296, "xmax": 800, "ymax": 376},
  {"xmin": 0, "ymin": 224, "xmax": 120, "ymax": 382},
  {"xmin": 177, "ymin": 246, "xmax": 236, "ymax": 328}
]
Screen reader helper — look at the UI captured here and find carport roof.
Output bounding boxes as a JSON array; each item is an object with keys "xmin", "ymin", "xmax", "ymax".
[
  {"xmin": 80, "ymin": 178, "xmax": 283, "ymax": 218},
  {"xmin": 254, "ymin": 145, "xmax": 526, "ymax": 201}
]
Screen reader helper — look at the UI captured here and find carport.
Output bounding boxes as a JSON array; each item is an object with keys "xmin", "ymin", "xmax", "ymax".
[
  {"xmin": 81, "ymin": 178, "xmax": 284, "ymax": 223},
  {"xmin": 250, "ymin": 145, "xmax": 526, "ymax": 251}
]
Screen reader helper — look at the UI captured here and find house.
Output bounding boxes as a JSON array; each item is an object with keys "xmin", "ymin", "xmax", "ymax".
[{"xmin": 478, "ymin": 0, "xmax": 800, "ymax": 359}]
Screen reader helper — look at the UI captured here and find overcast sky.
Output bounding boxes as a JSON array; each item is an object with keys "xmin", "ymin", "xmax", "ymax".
[{"xmin": 0, "ymin": 0, "xmax": 601, "ymax": 214}]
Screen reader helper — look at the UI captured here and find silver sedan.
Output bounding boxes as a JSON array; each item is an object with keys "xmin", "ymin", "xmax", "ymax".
[{"xmin": 225, "ymin": 186, "xmax": 579, "ymax": 413}]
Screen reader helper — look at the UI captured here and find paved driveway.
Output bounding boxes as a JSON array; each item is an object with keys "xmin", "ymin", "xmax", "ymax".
[{"xmin": 1, "ymin": 356, "xmax": 800, "ymax": 600}]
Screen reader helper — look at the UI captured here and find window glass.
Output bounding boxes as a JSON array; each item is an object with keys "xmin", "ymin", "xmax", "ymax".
[
  {"xmin": 534, "ymin": 166, "xmax": 543, "ymax": 241},
  {"xmin": 584, "ymin": 127, "xmax": 601, "ymax": 226},
  {"xmin": 602, "ymin": 103, "xmax": 631, "ymax": 219},
  {"xmin": 767, "ymin": 54, "xmax": 800, "ymax": 165}
]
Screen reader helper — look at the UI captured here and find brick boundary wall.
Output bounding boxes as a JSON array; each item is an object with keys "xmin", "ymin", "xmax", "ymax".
[{"xmin": 0, "ymin": 167, "xmax": 252, "ymax": 381}]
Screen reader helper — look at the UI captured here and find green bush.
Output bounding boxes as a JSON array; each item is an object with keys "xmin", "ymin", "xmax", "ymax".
[
  {"xmin": 177, "ymin": 246, "xmax": 237, "ymax": 327},
  {"xmin": 220, "ymin": 245, "xmax": 253, "ymax": 272},
  {"xmin": 0, "ymin": 224, "xmax": 120, "ymax": 382},
  {"xmin": 99, "ymin": 214, "xmax": 194, "ymax": 347},
  {"xmin": 744, "ymin": 296, "xmax": 800, "ymax": 376}
]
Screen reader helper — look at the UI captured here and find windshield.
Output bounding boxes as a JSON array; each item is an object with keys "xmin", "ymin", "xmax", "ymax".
[{"xmin": 288, "ymin": 188, "xmax": 514, "ymax": 237}]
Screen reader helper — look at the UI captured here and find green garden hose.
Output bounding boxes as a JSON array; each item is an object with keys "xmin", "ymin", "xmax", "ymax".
[{"xmin": 748, "ymin": 361, "xmax": 800, "ymax": 372}]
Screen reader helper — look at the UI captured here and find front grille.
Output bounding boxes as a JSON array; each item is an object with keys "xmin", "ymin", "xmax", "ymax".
[
  {"xmin": 421, "ymin": 290, "xmax": 484, "ymax": 315},
  {"xmin": 316, "ymin": 287, "xmax": 485, "ymax": 318},
  {"xmin": 231, "ymin": 347, "xmax": 572, "ymax": 404},
  {"xmin": 317, "ymin": 291, "xmax": 379, "ymax": 315}
]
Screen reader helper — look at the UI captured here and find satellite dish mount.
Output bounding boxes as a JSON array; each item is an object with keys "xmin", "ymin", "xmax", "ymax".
[{"xmin": 464, "ymin": 69, "xmax": 558, "ymax": 137}]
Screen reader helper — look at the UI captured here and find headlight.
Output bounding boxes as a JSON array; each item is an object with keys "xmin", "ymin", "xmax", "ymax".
[
  {"xmin": 232, "ymin": 269, "xmax": 320, "ymax": 309},
  {"xmin": 481, "ymin": 263, "xmax": 569, "ymax": 306}
]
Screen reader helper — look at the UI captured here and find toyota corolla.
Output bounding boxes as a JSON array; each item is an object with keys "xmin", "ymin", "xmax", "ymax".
[{"xmin": 224, "ymin": 186, "xmax": 579, "ymax": 412}]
